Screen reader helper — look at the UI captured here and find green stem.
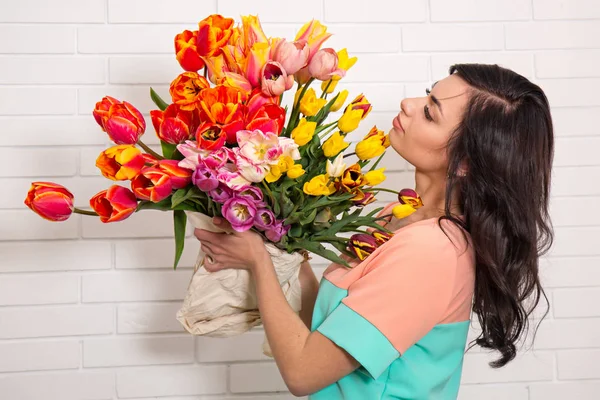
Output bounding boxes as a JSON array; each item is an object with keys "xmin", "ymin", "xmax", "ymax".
[
  {"xmin": 137, "ymin": 140, "xmax": 164, "ymax": 160},
  {"xmin": 367, "ymin": 152, "xmax": 385, "ymax": 172},
  {"xmin": 261, "ymin": 180, "xmax": 276, "ymax": 207},
  {"xmin": 286, "ymin": 79, "xmax": 315, "ymax": 135},
  {"xmin": 343, "ymin": 152, "xmax": 356, "ymax": 158},
  {"xmin": 315, "ymin": 120, "xmax": 338, "ymax": 134},
  {"xmin": 318, "ymin": 124, "xmax": 339, "ymax": 140},
  {"xmin": 320, "ymin": 80, "xmax": 332, "ymax": 98},
  {"xmin": 364, "ymin": 187, "xmax": 400, "ymax": 195},
  {"xmin": 73, "ymin": 208, "xmax": 98, "ymax": 216}
]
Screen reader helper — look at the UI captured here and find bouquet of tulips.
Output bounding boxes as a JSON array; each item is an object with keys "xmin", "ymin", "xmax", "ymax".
[{"xmin": 25, "ymin": 14, "xmax": 421, "ymax": 269}]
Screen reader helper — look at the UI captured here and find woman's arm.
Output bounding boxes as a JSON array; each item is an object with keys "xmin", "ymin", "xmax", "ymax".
[
  {"xmin": 298, "ymin": 260, "xmax": 320, "ymax": 330},
  {"xmin": 252, "ymin": 254, "xmax": 360, "ymax": 397}
]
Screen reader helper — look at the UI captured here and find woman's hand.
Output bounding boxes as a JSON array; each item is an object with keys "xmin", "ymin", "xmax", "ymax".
[{"xmin": 193, "ymin": 216, "xmax": 270, "ymax": 273}]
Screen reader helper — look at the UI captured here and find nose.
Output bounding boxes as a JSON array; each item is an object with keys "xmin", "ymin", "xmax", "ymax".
[{"xmin": 400, "ymin": 98, "xmax": 412, "ymax": 116}]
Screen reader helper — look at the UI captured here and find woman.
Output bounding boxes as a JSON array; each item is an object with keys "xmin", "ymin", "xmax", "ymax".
[{"xmin": 194, "ymin": 63, "xmax": 555, "ymax": 399}]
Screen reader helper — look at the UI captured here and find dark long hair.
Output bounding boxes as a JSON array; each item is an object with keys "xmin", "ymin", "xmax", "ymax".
[{"xmin": 439, "ymin": 64, "xmax": 554, "ymax": 368}]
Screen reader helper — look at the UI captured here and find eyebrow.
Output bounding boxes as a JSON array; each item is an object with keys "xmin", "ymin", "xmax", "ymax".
[{"xmin": 429, "ymin": 81, "xmax": 444, "ymax": 117}]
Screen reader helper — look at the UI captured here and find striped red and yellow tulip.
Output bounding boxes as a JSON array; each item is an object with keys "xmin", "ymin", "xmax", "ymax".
[{"xmin": 90, "ymin": 185, "xmax": 138, "ymax": 223}]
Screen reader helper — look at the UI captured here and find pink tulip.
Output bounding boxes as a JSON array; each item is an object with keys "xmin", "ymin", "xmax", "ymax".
[
  {"xmin": 308, "ymin": 48, "xmax": 346, "ymax": 81},
  {"xmin": 254, "ymin": 208, "xmax": 276, "ymax": 231},
  {"xmin": 260, "ymin": 61, "xmax": 294, "ymax": 97},
  {"xmin": 221, "ymin": 196, "xmax": 257, "ymax": 232},
  {"xmin": 273, "ymin": 39, "xmax": 310, "ymax": 75},
  {"xmin": 93, "ymin": 97, "xmax": 146, "ymax": 145},
  {"xmin": 265, "ymin": 221, "xmax": 290, "ymax": 242}
]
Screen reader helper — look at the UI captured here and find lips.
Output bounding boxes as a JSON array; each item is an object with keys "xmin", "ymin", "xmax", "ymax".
[{"xmin": 393, "ymin": 115, "xmax": 404, "ymax": 132}]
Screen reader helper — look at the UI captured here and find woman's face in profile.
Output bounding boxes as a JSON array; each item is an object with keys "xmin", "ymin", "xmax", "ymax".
[{"xmin": 388, "ymin": 74, "xmax": 470, "ymax": 176}]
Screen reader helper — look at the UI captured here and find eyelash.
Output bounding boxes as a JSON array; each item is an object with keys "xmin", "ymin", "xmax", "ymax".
[{"xmin": 424, "ymin": 88, "xmax": 433, "ymax": 122}]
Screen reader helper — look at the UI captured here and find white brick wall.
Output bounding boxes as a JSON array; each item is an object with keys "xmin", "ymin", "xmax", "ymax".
[{"xmin": 1, "ymin": 1, "xmax": 598, "ymax": 399}]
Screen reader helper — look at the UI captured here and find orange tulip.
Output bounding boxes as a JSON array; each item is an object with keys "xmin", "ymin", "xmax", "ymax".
[
  {"xmin": 197, "ymin": 85, "xmax": 245, "ymax": 144},
  {"xmin": 24, "ymin": 182, "xmax": 74, "ymax": 222},
  {"xmin": 90, "ymin": 185, "xmax": 138, "ymax": 223},
  {"xmin": 174, "ymin": 30, "xmax": 205, "ymax": 72},
  {"xmin": 131, "ymin": 167, "xmax": 173, "ymax": 203},
  {"xmin": 93, "ymin": 96, "xmax": 146, "ymax": 145},
  {"xmin": 96, "ymin": 145, "xmax": 145, "ymax": 181},
  {"xmin": 169, "ymin": 72, "xmax": 210, "ymax": 111},
  {"xmin": 156, "ymin": 160, "xmax": 192, "ymax": 190},
  {"xmin": 195, "ymin": 123, "xmax": 228, "ymax": 151},
  {"xmin": 197, "ymin": 14, "xmax": 235, "ymax": 57}
]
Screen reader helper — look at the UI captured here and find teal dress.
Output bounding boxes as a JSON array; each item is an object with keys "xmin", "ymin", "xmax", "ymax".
[{"xmin": 307, "ymin": 210, "xmax": 475, "ymax": 399}]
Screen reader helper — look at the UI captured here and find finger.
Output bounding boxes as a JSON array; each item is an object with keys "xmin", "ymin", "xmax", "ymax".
[
  {"xmin": 194, "ymin": 228, "xmax": 215, "ymax": 243},
  {"xmin": 203, "ymin": 261, "xmax": 222, "ymax": 273}
]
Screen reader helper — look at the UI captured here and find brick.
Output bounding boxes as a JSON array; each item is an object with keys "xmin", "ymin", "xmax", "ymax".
[
  {"xmin": 79, "ymin": 146, "xmax": 105, "ymax": 176},
  {"xmin": 458, "ymin": 384, "xmax": 529, "ymax": 400},
  {"xmin": 115, "ymin": 238, "xmax": 199, "ymax": 269},
  {"xmin": 78, "ymin": 25, "xmax": 183, "ymax": 54},
  {"xmin": 558, "ymin": 349, "xmax": 600, "ymax": 379},
  {"xmin": 431, "ymin": 53, "xmax": 534, "ymax": 81},
  {"xmin": 0, "ymin": 88, "xmax": 75, "ymax": 116},
  {"xmin": 0, "ymin": 371, "xmax": 114, "ymax": 400},
  {"xmin": 551, "ymin": 107, "xmax": 600, "ymax": 136},
  {"xmin": 0, "ymin": 305, "xmax": 113, "ymax": 339},
  {"xmin": 324, "ymin": 0, "xmax": 427, "ymax": 23},
  {"xmin": 0, "ymin": 0, "xmax": 105, "ymax": 23},
  {"xmin": 554, "ymin": 288, "xmax": 600, "ymax": 318},
  {"xmin": 110, "ymin": 56, "xmax": 198, "ymax": 84},
  {"xmin": 0, "ymin": 117, "xmax": 106, "ymax": 146},
  {"xmin": 506, "ymin": 21, "xmax": 600, "ymax": 50},
  {"xmin": 0, "ymin": 211, "xmax": 79, "ymax": 241},
  {"xmin": 217, "ymin": 0, "xmax": 322, "ymax": 22},
  {"xmin": 431, "ymin": 0, "xmax": 531, "ymax": 22},
  {"xmin": 0, "ymin": 147, "xmax": 77, "ymax": 177},
  {"xmin": 0, "ymin": 57, "xmax": 105, "ymax": 85},
  {"xmin": 230, "ymin": 363, "xmax": 288, "ymax": 393},
  {"xmin": 461, "ymin": 352, "xmax": 554, "ymax": 383},
  {"xmin": 549, "ymin": 227, "xmax": 600, "ymax": 257},
  {"xmin": 108, "ymin": 0, "xmax": 216, "ymax": 23},
  {"xmin": 0, "ymin": 341, "xmax": 80, "ymax": 372},
  {"xmin": 78, "ymin": 86, "xmax": 169, "ymax": 116},
  {"xmin": 116, "ymin": 365, "xmax": 227, "ymax": 397},
  {"xmin": 341, "ymin": 83, "xmax": 405, "ymax": 111},
  {"xmin": 533, "ymin": 0, "xmax": 600, "ymax": 20},
  {"xmin": 84, "ymin": 336, "xmax": 194, "ymax": 367},
  {"xmin": 534, "ymin": 318, "xmax": 600, "ymax": 349},
  {"xmin": 0, "ymin": 274, "xmax": 78, "ymax": 305},
  {"xmin": 82, "ymin": 209, "xmax": 177, "ymax": 238},
  {"xmin": 196, "ymin": 329, "xmax": 270, "ymax": 362},
  {"xmin": 0, "ymin": 26, "xmax": 74, "ymax": 54},
  {"xmin": 82, "ymin": 270, "xmax": 191, "ymax": 302},
  {"xmin": 325, "ymin": 25, "xmax": 401, "ymax": 53},
  {"xmin": 540, "ymin": 257, "xmax": 600, "ymax": 288},
  {"xmin": 552, "ymin": 167, "xmax": 600, "ymax": 196},
  {"xmin": 118, "ymin": 302, "xmax": 185, "ymax": 333},
  {"xmin": 530, "ymin": 381, "xmax": 600, "ymax": 400},
  {"xmin": 0, "ymin": 240, "xmax": 111, "ymax": 272},
  {"xmin": 550, "ymin": 196, "xmax": 600, "ymax": 226},
  {"xmin": 536, "ymin": 50, "xmax": 600, "ymax": 78},
  {"xmin": 403, "ymin": 25, "xmax": 503, "ymax": 52}
]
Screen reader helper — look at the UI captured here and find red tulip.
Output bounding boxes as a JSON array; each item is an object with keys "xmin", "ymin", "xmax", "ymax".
[
  {"xmin": 347, "ymin": 233, "xmax": 378, "ymax": 261},
  {"xmin": 175, "ymin": 29, "xmax": 205, "ymax": 72},
  {"xmin": 150, "ymin": 104, "xmax": 199, "ymax": 145},
  {"xmin": 90, "ymin": 185, "xmax": 138, "ymax": 223},
  {"xmin": 131, "ymin": 167, "xmax": 173, "ymax": 202},
  {"xmin": 24, "ymin": 182, "xmax": 74, "ymax": 221}
]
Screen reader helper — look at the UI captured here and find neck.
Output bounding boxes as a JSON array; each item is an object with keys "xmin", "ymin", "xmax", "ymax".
[{"xmin": 413, "ymin": 169, "xmax": 462, "ymax": 219}]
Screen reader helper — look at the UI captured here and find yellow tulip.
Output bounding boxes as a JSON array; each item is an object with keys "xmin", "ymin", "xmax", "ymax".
[
  {"xmin": 330, "ymin": 90, "xmax": 348, "ymax": 112},
  {"xmin": 299, "ymin": 88, "xmax": 327, "ymax": 116},
  {"xmin": 355, "ymin": 126, "xmax": 390, "ymax": 160},
  {"xmin": 265, "ymin": 164, "xmax": 283, "ymax": 183},
  {"xmin": 337, "ymin": 108, "xmax": 363, "ymax": 133},
  {"xmin": 291, "ymin": 118, "xmax": 317, "ymax": 146},
  {"xmin": 332, "ymin": 48, "xmax": 357, "ymax": 81},
  {"xmin": 321, "ymin": 79, "xmax": 338, "ymax": 94},
  {"xmin": 287, "ymin": 164, "xmax": 305, "ymax": 179},
  {"xmin": 363, "ymin": 168, "xmax": 386, "ymax": 186},
  {"xmin": 303, "ymin": 174, "xmax": 336, "ymax": 196},
  {"xmin": 322, "ymin": 131, "xmax": 350, "ymax": 157},
  {"xmin": 392, "ymin": 204, "xmax": 417, "ymax": 219}
]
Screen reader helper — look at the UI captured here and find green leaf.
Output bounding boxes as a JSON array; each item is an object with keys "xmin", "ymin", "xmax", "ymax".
[
  {"xmin": 150, "ymin": 87, "xmax": 169, "ymax": 111},
  {"xmin": 289, "ymin": 224, "xmax": 303, "ymax": 238},
  {"xmin": 299, "ymin": 207, "xmax": 317, "ymax": 225},
  {"xmin": 136, "ymin": 198, "xmax": 172, "ymax": 211},
  {"xmin": 171, "ymin": 186, "xmax": 201, "ymax": 208},
  {"xmin": 173, "ymin": 210, "xmax": 186, "ymax": 270},
  {"xmin": 161, "ymin": 141, "xmax": 177, "ymax": 159},
  {"xmin": 287, "ymin": 239, "xmax": 351, "ymax": 268}
]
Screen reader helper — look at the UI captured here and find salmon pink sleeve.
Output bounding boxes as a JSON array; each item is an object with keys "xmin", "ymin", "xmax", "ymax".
[{"xmin": 316, "ymin": 223, "xmax": 458, "ymax": 380}]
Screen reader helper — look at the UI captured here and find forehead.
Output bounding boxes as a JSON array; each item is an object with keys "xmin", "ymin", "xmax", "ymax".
[{"xmin": 431, "ymin": 74, "xmax": 470, "ymax": 119}]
